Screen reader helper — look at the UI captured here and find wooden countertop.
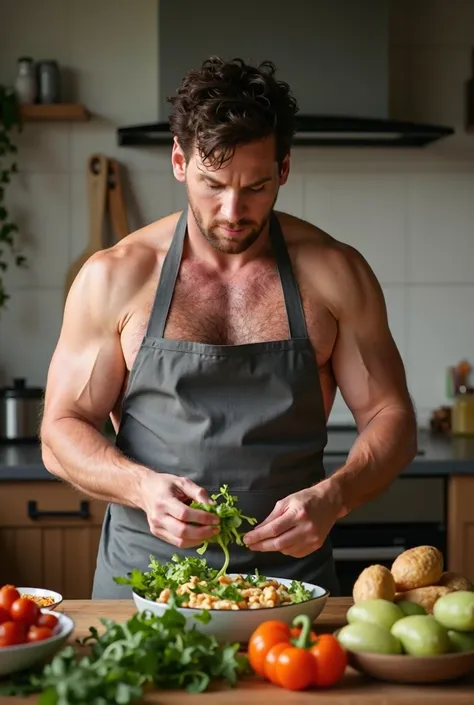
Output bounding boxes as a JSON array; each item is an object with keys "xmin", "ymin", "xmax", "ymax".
[{"xmin": 1, "ymin": 598, "xmax": 473, "ymax": 704}]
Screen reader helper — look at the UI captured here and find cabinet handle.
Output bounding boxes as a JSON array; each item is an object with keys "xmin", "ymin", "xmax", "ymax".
[{"xmin": 27, "ymin": 500, "xmax": 90, "ymax": 520}]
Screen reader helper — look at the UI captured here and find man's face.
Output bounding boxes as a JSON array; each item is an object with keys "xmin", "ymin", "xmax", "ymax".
[{"xmin": 172, "ymin": 136, "xmax": 290, "ymax": 255}]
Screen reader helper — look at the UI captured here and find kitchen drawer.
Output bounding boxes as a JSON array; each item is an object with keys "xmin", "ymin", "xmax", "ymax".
[{"xmin": 0, "ymin": 481, "xmax": 106, "ymax": 527}]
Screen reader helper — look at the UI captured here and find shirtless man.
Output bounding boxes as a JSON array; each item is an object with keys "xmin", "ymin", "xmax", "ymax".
[{"xmin": 40, "ymin": 57, "xmax": 417, "ymax": 598}]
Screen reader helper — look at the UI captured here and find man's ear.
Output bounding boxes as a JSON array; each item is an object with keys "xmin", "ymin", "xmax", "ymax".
[{"xmin": 171, "ymin": 137, "xmax": 186, "ymax": 183}]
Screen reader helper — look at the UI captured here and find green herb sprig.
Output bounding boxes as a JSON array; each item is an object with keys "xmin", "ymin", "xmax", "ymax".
[{"xmin": 190, "ymin": 484, "xmax": 257, "ymax": 579}]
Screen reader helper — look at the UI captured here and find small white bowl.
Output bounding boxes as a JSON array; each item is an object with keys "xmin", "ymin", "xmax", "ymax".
[
  {"xmin": 0, "ymin": 611, "xmax": 75, "ymax": 677},
  {"xmin": 133, "ymin": 574, "xmax": 328, "ymax": 644},
  {"xmin": 17, "ymin": 587, "xmax": 63, "ymax": 610}
]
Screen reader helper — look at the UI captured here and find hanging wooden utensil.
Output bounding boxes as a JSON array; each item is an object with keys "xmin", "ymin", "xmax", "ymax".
[
  {"xmin": 107, "ymin": 158, "xmax": 129, "ymax": 242},
  {"xmin": 64, "ymin": 153, "xmax": 108, "ymax": 300}
]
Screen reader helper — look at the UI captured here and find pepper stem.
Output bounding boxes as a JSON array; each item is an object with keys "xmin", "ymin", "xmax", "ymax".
[{"xmin": 292, "ymin": 614, "xmax": 313, "ymax": 648}]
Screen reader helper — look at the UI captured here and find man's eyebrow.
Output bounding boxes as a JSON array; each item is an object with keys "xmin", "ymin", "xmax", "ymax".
[{"xmin": 199, "ymin": 174, "xmax": 273, "ymax": 188}]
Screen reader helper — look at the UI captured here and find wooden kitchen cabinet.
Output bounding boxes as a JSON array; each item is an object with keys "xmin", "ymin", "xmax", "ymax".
[
  {"xmin": 0, "ymin": 481, "xmax": 106, "ymax": 598},
  {"xmin": 448, "ymin": 475, "xmax": 474, "ymax": 583}
]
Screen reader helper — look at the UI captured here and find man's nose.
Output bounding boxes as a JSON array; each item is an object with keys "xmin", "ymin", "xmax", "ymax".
[{"xmin": 220, "ymin": 191, "xmax": 244, "ymax": 223}]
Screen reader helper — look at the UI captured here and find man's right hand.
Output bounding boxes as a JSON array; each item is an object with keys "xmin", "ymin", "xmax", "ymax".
[{"xmin": 140, "ymin": 473, "xmax": 220, "ymax": 548}]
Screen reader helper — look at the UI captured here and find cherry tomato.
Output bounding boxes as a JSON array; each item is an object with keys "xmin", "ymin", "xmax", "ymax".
[
  {"xmin": 247, "ymin": 621, "xmax": 291, "ymax": 676},
  {"xmin": 0, "ymin": 607, "xmax": 10, "ymax": 625},
  {"xmin": 10, "ymin": 598, "xmax": 40, "ymax": 627},
  {"xmin": 309, "ymin": 634, "xmax": 348, "ymax": 687},
  {"xmin": 0, "ymin": 585, "xmax": 20, "ymax": 612},
  {"xmin": 36, "ymin": 613, "xmax": 58, "ymax": 630},
  {"xmin": 27, "ymin": 626, "xmax": 53, "ymax": 643},
  {"xmin": 274, "ymin": 646, "xmax": 315, "ymax": 691},
  {"xmin": 0, "ymin": 621, "xmax": 25, "ymax": 647}
]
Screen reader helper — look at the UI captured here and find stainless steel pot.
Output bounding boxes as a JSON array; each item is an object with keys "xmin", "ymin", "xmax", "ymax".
[{"xmin": 0, "ymin": 377, "xmax": 44, "ymax": 441}]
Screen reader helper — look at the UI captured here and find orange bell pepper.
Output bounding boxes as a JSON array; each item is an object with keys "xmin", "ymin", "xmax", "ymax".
[{"xmin": 248, "ymin": 614, "xmax": 347, "ymax": 691}]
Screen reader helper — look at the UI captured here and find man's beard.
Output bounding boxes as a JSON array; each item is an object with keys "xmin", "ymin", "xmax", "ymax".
[{"xmin": 186, "ymin": 189, "xmax": 278, "ymax": 255}]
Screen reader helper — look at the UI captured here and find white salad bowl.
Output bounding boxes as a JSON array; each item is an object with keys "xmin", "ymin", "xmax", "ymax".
[
  {"xmin": 0, "ymin": 611, "xmax": 75, "ymax": 677},
  {"xmin": 133, "ymin": 574, "xmax": 329, "ymax": 644}
]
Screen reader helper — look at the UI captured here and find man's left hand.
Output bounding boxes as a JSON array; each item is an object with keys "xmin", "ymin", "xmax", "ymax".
[{"xmin": 243, "ymin": 483, "xmax": 340, "ymax": 558}]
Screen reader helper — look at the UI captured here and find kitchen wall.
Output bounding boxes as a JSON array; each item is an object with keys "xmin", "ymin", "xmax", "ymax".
[{"xmin": 0, "ymin": 0, "xmax": 473, "ymax": 427}]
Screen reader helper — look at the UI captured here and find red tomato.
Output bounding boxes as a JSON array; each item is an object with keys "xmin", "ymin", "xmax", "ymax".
[
  {"xmin": 10, "ymin": 598, "xmax": 40, "ymax": 627},
  {"xmin": 36, "ymin": 613, "xmax": 59, "ymax": 630},
  {"xmin": 0, "ymin": 586, "xmax": 20, "ymax": 612},
  {"xmin": 27, "ymin": 625, "xmax": 53, "ymax": 642},
  {"xmin": 309, "ymin": 634, "xmax": 348, "ymax": 687},
  {"xmin": 0, "ymin": 607, "xmax": 10, "ymax": 625},
  {"xmin": 0, "ymin": 621, "xmax": 25, "ymax": 647}
]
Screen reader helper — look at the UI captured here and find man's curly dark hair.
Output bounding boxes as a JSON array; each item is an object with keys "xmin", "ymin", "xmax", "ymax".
[{"xmin": 167, "ymin": 56, "xmax": 299, "ymax": 171}]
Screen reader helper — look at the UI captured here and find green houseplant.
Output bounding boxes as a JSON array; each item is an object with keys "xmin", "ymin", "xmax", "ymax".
[{"xmin": 0, "ymin": 84, "xmax": 27, "ymax": 309}]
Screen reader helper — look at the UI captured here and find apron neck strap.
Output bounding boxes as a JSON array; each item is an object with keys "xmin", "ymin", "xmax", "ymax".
[
  {"xmin": 146, "ymin": 209, "xmax": 308, "ymax": 340},
  {"xmin": 269, "ymin": 212, "xmax": 308, "ymax": 339},
  {"xmin": 146, "ymin": 209, "xmax": 187, "ymax": 338}
]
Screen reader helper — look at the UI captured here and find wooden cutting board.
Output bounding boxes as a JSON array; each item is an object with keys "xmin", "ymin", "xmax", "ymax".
[{"xmin": 64, "ymin": 153, "xmax": 108, "ymax": 300}]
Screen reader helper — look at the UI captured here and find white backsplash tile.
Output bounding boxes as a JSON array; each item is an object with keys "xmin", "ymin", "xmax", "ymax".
[
  {"xmin": 407, "ymin": 174, "xmax": 474, "ymax": 284},
  {"xmin": 275, "ymin": 174, "xmax": 304, "ymax": 216},
  {"xmin": 14, "ymin": 124, "xmax": 70, "ymax": 174},
  {"xmin": 303, "ymin": 174, "xmax": 407, "ymax": 284},
  {"xmin": 406, "ymin": 285, "xmax": 474, "ymax": 414},
  {"xmin": 3, "ymin": 173, "xmax": 70, "ymax": 290},
  {"xmin": 0, "ymin": 289, "xmax": 64, "ymax": 388},
  {"xmin": 124, "ymin": 172, "xmax": 177, "ymax": 232}
]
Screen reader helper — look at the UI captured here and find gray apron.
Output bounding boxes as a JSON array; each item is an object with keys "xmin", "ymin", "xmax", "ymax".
[{"xmin": 92, "ymin": 209, "xmax": 339, "ymax": 598}]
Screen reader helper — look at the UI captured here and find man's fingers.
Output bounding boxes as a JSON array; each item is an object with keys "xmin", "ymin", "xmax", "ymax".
[
  {"xmin": 164, "ymin": 514, "xmax": 220, "ymax": 542},
  {"xmin": 167, "ymin": 497, "xmax": 220, "ymax": 526},
  {"xmin": 244, "ymin": 508, "xmax": 295, "ymax": 546},
  {"xmin": 247, "ymin": 525, "xmax": 301, "ymax": 552},
  {"xmin": 177, "ymin": 477, "xmax": 215, "ymax": 506}
]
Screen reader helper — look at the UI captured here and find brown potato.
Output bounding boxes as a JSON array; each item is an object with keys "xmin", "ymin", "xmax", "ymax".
[
  {"xmin": 437, "ymin": 571, "xmax": 474, "ymax": 592},
  {"xmin": 395, "ymin": 585, "xmax": 452, "ymax": 614},
  {"xmin": 353, "ymin": 564, "xmax": 396, "ymax": 603},
  {"xmin": 391, "ymin": 546, "xmax": 443, "ymax": 591}
]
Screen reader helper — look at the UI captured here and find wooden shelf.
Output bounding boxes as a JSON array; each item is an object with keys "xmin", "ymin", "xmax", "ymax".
[{"xmin": 20, "ymin": 103, "xmax": 89, "ymax": 122}]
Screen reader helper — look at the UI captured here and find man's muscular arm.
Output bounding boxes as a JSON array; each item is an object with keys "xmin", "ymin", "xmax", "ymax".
[
  {"xmin": 41, "ymin": 250, "xmax": 218, "ymax": 547},
  {"xmin": 321, "ymin": 246, "xmax": 417, "ymax": 517},
  {"xmin": 245, "ymin": 242, "xmax": 416, "ymax": 558},
  {"xmin": 40, "ymin": 251, "xmax": 145, "ymax": 506}
]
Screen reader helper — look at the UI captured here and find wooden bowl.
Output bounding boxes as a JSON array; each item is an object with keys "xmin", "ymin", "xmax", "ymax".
[{"xmin": 349, "ymin": 650, "xmax": 474, "ymax": 684}]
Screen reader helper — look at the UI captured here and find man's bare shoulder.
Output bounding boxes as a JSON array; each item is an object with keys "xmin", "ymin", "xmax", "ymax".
[
  {"xmin": 65, "ymin": 211, "xmax": 181, "ymax": 324},
  {"xmin": 276, "ymin": 211, "xmax": 383, "ymax": 318}
]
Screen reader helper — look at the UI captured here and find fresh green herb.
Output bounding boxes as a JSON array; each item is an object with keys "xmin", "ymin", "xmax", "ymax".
[
  {"xmin": 287, "ymin": 580, "xmax": 313, "ymax": 603},
  {"xmin": 0, "ymin": 608, "xmax": 249, "ymax": 703},
  {"xmin": 115, "ymin": 554, "xmax": 313, "ymax": 607},
  {"xmin": 190, "ymin": 484, "xmax": 257, "ymax": 579},
  {"xmin": 114, "ymin": 553, "xmax": 217, "ymax": 605}
]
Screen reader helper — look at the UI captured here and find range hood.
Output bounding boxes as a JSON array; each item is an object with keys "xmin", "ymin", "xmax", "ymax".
[{"xmin": 117, "ymin": 0, "xmax": 454, "ymax": 149}]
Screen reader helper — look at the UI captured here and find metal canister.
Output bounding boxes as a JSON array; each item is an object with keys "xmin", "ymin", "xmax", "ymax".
[
  {"xmin": 37, "ymin": 60, "xmax": 61, "ymax": 103},
  {"xmin": 0, "ymin": 378, "xmax": 44, "ymax": 441}
]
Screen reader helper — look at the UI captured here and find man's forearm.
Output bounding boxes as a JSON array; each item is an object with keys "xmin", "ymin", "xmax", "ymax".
[
  {"xmin": 321, "ymin": 406, "xmax": 417, "ymax": 519},
  {"xmin": 41, "ymin": 418, "xmax": 151, "ymax": 510}
]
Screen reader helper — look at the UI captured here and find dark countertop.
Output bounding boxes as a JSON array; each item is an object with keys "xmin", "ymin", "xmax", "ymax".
[{"xmin": 1, "ymin": 427, "xmax": 474, "ymax": 482}]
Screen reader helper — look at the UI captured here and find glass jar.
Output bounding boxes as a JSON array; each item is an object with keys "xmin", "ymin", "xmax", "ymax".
[{"xmin": 452, "ymin": 391, "xmax": 474, "ymax": 436}]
